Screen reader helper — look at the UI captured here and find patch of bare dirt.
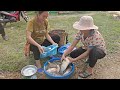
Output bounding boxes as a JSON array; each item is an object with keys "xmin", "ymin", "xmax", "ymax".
[
  {"xmin": 0, "ymin": 71, "xmax": 21, "ymax": 79},
  {"xmin": 92, "ymin": 52, "xmax": 120, "ymax": 79}
]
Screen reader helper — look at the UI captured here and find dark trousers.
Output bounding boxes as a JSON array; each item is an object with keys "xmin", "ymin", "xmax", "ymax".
[
  {"xmin": 30, "ymin": 35, "xmax": 60, "ymax": 60},
  {"xmin": 70, "ymin": 46, "xmax": 106, "ymax": 68},
  {"xmin": 0, "ymin": 23, "xmax": 5, "ymax": 36}
]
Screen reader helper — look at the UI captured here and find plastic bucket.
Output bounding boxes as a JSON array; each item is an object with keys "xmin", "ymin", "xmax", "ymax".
[{"xmin": 44, "ymin": 57, "xmax": 75, "ymax": 79}]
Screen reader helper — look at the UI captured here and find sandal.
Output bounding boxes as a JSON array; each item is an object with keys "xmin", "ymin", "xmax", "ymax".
[{"xmin": 79, "ymin": 71, "xmax": 92, "ymax": 78}]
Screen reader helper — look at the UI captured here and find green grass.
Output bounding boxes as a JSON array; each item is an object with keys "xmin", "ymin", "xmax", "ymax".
[{"xmin": 0, "ymin": 11, "xmax": 120, "ymax": 72}]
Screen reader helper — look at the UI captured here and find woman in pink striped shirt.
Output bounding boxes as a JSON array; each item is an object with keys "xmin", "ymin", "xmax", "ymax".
[{"xmin": 61, "ymin": 16, "xmax": 106, "ymax": 78}]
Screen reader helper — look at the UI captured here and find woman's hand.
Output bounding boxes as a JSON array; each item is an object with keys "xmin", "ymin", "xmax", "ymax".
[
  {"xmin": 61, "ymin": 56, "xmax": 75, "ymax": 63},
  {"xmin": 52, "ymin": 42, "xmax": 58, "ymax": 46},
  {"xmin": 66, "ymin": 57, "xmax": 75, "ymax": 63},
  {"xmin": 37, "ymin": 45, "xmax": 44, "ymax": 54},
  {"xmin": 61, "ymin": 54, "xmax": 66, "ymax": 62}
]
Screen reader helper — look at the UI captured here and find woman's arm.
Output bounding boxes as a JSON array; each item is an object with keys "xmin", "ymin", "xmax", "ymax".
[
  {"xmin": 26, "ymin": 30, "xmax": 39, "ymax": 47},
  {"xmin": 61, "ymin": 39, "xmax": 79, "ymax": 60},
  {"xmin": 26, "ymin": 30, "xmax": 44, "ymax": 53},
  {"xmin": 74, "ymin": 48, "xmax": 91, "ymax": 61},
  {"xmin": 68, "ymin": 48, "xmax": 92, "ymax": 62}
]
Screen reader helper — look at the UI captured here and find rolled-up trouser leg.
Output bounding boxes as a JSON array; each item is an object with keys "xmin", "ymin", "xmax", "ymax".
[{"xmin": 30, "ymin": 44, "xmax": 40, "ymax": 60}]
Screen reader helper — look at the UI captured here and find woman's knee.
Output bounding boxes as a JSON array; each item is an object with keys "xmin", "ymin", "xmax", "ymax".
[
  {"xmin": 88, "ymin": 47, "xmax": 106, "ymax": 68},
  {"xmin": 89, "ymin": 47, "xmax": 106, "ymax": 59}
]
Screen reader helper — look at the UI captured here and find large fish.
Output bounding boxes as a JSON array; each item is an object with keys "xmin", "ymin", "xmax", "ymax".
[
  {"xmin": 45, "ymin": 59, "xmax": 72, "ymax": 76},
  {"xmin": 60, "ymin": 57, "xmax": 70, "ymax": 74},
  {"xmin": 63, "ymin": 66, "xmax": 72, "ymax": 75}
]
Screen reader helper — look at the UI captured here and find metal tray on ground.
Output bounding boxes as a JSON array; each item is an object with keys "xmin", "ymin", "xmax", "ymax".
[{"xmin": 21, "ymin": 65, "xmax": 37, "ymax": 76}]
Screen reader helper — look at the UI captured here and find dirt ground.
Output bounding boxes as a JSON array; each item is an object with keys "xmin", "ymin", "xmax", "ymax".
[{"xmin": 0, "ymin": 51, "xmax": 120, "ymax": 79}]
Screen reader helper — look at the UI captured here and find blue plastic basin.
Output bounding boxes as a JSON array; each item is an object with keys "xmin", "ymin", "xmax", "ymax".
[
  {"xmin": 44, "ymin": 57, "xmax": 75, "ymax": 79},
  {"xmin": 58, "ymin": 43, "xmax": 76, "ymax": 55}
]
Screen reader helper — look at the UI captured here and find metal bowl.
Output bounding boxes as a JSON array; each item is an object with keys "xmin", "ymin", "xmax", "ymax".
[{"xmin": 21, "ymin": 65, "xmax": 37, "ymax": 76}]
